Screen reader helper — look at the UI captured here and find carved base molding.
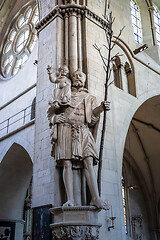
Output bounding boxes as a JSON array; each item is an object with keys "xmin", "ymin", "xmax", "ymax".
[
  {"xmin": 52, "ymin": 225, "xmax": 101, "ymax": 240},
  {"xmin": 50, "ymin": 206, "xmax": 102, "ymax": 240}
]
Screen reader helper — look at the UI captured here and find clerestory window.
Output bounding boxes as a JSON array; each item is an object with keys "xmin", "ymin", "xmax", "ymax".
[
  {"xmin": 122, "ymin": 184, "xmax": 128, "ymax": 234},
  {"xmin": 130, "ymin": 0, "xmax": 143, "ymax": 45},
  {"xmin": 153, "ymin": 4, "xmax": 160, "ymax": 46},
  {"xmin": 0, "ymin": 2, "xmax": 39, "ymax": 80}
]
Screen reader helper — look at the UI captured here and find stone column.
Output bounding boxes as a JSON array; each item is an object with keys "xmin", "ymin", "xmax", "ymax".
[
  {"xmin": 34, "ymin": 2, "xmax": 107, "ymax": 239},
  {"xmin": 56, "ymin": 16, "xmax": 64, "ymax": 67},
  {"xmin": 77, "ymin": 12, "xmax": 83, "ymax": 70},
  {"xmin": 68, "ymin": 10, "xmax": 78, "ymax": 73},
  {"xmin": 64, "ymin": 12, "xmax": 69, "ymax": 66}
]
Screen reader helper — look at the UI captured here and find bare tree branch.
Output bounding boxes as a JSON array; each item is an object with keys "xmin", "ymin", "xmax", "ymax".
[
  {"xmin": 103, "ymin": 44, "xmax": 109, "ymax": 51},
  {"xmin": 94, "ymin": 11, "xmax": 125, "ymax": 196},
  {"xmin": 105, "ymin": 31, "xmax": 110, "ymax": 45},
  {"xmin": 107, "ymin": 79, "xmax": 115, "ymax": 88},
  {"xmin": 103, "ymin": 65, "xmax": 107, "ymax": 73},
  {"xmin": 93, "ymin": 43, "xmax": 108, "ymax": 69},
  {"xmin": 108, "ymin": 68, "xmax": 112, "ymax": 80},
  {"xmin": 111, "ymin": 26, "xmax": 125, "ymax": 49},
  {"xmin": 112, "ymin": 17, "xmax": 115, "ymax": 24}
]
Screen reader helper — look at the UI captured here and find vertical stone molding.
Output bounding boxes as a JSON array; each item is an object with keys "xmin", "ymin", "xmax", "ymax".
[
  {"xmin": 77, "ymin": 11, "xmax": 83, "ymax": 70},
  {"xmin": 69, "ymin": 10, "xmax": 78, "ymax": 73},
  {"xmin": 64, "ymin": 12, "xmax": 69, "ymax": 66},
  {"xmin": 63, "ymin": 8, "xmax": 84, "ymax": 72},
  {"xmin": 57, "ymin": 17, "xmax": 64, "ymax": 67}
]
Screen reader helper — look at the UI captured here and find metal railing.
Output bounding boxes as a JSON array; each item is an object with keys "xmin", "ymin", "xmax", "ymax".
[{"xmin": 0, "ymin": 103, "xmax": 35, "ymax": 138}]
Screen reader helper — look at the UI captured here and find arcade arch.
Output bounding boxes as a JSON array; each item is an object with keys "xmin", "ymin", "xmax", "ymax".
[
  {"xmin": 122, "ymin": 95, "xmax": 160, "ymax": 240},
  {"xmin": 0, "ymin": 143, "xmax": 33, "ymax": 240}
]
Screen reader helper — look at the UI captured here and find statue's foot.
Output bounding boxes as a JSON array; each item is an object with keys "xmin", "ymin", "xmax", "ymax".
[
  {"xmin": 90, "ymin": 198, "xmax": 109, "ymax": 210},
  {"xmin": 63, "ymin": 200, "xmax": 74, "ymax": 207}
]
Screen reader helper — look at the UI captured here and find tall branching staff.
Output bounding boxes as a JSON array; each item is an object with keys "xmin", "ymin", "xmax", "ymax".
[{"xmin": 93, "ymin": 12, "xmax": 125, "ymax": 196}]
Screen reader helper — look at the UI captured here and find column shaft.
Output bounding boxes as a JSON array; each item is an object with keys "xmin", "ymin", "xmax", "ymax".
[
  {"xmin": 77, "ymin": 14, "xmax": 82, "ymax": 70},
  {"xmin": 69, "ymin": 13, "xmax": 78, "ymax": 73},
  {"xmin": 64, "ymin": 13, "xmax": 69, "ymax": 65}
]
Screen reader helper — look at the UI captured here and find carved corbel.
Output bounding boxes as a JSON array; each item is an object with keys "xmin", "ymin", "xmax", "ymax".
[{"xmin": 68, "ymin": 7, "xmax": 78, "ymax": 17}]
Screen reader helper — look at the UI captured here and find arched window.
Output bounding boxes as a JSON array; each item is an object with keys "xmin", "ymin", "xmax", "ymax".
[
  {"xmin": 122, "ymin": 179, "xmax": 128, "ymax": 234},
  {"xmin": 130, "ymin": 0, "xmax": 142, "ymax": 45},
  {"xmin": 153, "ymin": 4, "xmax": 160, "ymax": 46},
  {"xmin": 0, "ymin": 3, "xmax": 39, "ymax": 80}
]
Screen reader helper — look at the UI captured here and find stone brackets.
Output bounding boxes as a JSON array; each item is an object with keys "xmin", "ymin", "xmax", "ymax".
[
  {"xmin": 36, "ymin": 5, "xmax": 108, "ymax": 33},
  {"xmin": 50, "ymin": 206, "xmax": 102, "ymax": 240}
]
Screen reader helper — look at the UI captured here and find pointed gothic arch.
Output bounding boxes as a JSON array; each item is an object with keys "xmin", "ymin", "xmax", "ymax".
[
  {"xmin": 122, "ymin": 94, "xmax": 160, "ymax": 240},
  {"xmin": 0, "ymin": 143, "xmax": 33, "ymax": 239}
]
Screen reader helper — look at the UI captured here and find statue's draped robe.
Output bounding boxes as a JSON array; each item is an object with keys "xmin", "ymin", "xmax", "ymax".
[{"xmin": 52, "ymin": 88, "xmax": 100, "ymax": 168}]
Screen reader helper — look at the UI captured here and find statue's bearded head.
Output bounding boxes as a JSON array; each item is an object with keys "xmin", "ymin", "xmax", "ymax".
[{"xmin": 72, "ymin": 70, "xmax": 86, "ymax": 87}]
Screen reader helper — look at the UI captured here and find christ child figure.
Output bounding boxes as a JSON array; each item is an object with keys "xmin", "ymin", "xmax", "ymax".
[
  {"xmin": 47, "ymin": 65, "xmax": 72, "ymax": 150},
  {"xmin": 47, "ymin": 64, "xmax": 71, "ymax": 109}
]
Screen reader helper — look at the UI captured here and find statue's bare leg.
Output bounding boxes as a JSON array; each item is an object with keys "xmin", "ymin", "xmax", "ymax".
[
  {"xmin": 63, "ymin": 160, "xmax": 74, "ymax": 206},
  {"xmin": 83, "ymin": 157, "xmax": 107, "ymax": 210}
]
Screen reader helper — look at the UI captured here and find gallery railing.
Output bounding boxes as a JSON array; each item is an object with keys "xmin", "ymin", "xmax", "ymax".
[{"xmin": 0, "ymin": 103, "xmax": 35, "ymax": 138}]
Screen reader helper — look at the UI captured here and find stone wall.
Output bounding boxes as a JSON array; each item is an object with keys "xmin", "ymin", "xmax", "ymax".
[{"xmin": 33, "ymin": 0, "xmax": 160, "ymax": 239}]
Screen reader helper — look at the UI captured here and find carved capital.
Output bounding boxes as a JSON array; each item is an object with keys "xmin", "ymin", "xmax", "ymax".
[{"xmin": 52, "ymin": 225, "xmax": 100, "ymax": 240}]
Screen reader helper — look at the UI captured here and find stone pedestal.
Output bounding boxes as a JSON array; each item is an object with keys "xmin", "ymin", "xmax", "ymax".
[{"xmin": 50, "ymin": 206, "xmax": 102, "ymax": 240}]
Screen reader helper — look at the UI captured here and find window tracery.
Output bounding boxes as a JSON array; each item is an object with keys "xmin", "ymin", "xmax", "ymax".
[
  {"xmin": 130, "ymin": 0, "xmax": 142, "ymax": 45},
  {"xmin": 122, "ymin": 184, "xmax": 128, "ymax": 234},
  {"xmin": 112, "ymin": 54, "xmax": 136, "ymax": 97},
  {"xmin": 153, "ymin": 4, "xmax": 160, "ymax": 46},
  {"xmin": 0, "ymin": 3, "xmax": 39, "ymax": 80}
]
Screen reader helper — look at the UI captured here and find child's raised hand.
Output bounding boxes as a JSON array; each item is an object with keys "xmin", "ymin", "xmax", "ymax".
[{"xmin": 47, "ymin": 65, "xmax": 53, "ymax": 74}]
